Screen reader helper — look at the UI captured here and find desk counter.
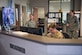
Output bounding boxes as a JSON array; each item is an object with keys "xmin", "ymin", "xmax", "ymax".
[
  {"xmin": 0, "ymin": 31, "xmax": 82, "ymax": 45},
  {"xmin": 0, "ymin": 31, "xmax": 82, "ymax": 55}
]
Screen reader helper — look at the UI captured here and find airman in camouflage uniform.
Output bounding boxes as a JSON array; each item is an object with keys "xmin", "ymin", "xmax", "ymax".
[
  {"xmin": 66, "ymin": 10, "xmax": 78, "ymax": 39},
  {"xmin": 47, "ymin": 23, "xmax": 64, "ymax": 39},
  {"xmin": 26, "ymin": 20, "xmax": 36, "ymax": 28},
  {"xmin": 26, "ymin": 14, "xmax": 36, "ymax": 28}
]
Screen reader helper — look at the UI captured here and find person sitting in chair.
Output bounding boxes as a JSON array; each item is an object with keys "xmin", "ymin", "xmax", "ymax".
[{"xmin": 47, "ymin": 23, "xmax": 64, "ymax": 39}]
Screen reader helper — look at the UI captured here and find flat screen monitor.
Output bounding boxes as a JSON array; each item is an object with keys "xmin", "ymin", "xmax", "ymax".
[
  {"xmin": 27, "ymin": 27, "xmax": 43, "ymax": 35},
  {"xmin": 20, "ymin": 27, "xmax": 43, "ymax": 35},
  {"xmin": 38, "ymin": 18, "xmax": 44, "ymax": 24}
]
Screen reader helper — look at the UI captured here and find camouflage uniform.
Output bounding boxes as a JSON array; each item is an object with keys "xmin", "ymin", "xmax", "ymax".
[
  {"xmin": 66, "ymin": 15, "xmax": 78, "ymax": 38},
  {"xmin": 26, "ymin": 20, "xmax": 36, "ymax": 28},
  {"xmin": 47, "ymin": 30, "xmax": 64, "ymax": 39}
]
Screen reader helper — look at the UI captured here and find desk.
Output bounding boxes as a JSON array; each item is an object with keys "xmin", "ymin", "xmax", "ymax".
[{"xmin": 0, "ymin": 31, "xmax": 82, "ymax": 55}]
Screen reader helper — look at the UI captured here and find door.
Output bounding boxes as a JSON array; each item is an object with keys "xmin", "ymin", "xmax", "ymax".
[
  {"xmin": 22, "ymin": 6, "xmax": 27, "ymax": 26},
  {"xmin": 15, "ymin": 4, "xmax": 20, "ymax": 30}
]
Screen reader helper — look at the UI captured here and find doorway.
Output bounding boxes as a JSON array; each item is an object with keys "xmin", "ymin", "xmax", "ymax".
[
  {"xmin": 22, "ymin": 6, "xmax": 27, "ymax": 26},
  {"xmin": 15, "ymin": 4, "xmax": 20, "ymax": 30},
  {"xmin": 33, "ymin": 7, "xmax": 45, "ymax": 33}
]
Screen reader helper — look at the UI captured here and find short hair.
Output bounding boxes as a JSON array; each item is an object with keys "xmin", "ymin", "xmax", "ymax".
[
  {"xmin": 70, "ymin": 10, "xmax": 75, "ymax": 13},
  {"xmin": 30, "ymin": 14, "xmax": 34, "ymax": 16},
  {"xmin": 48, "ymin": 23, "xmax": 56, "ymax": 29}
]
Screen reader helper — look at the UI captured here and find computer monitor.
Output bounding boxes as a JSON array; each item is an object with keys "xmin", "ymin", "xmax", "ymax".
[
  {"xmin": 20, "ymin": 27, "xmax": 43, "ymax": 35},
  {"xmin": 38, "ymin": 18, "xmax": 44, "ymax": 24}
]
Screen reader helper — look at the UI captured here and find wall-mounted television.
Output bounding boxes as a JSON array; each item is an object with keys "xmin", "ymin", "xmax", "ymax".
[{"xmin": 2, "ymin": 7, "xmax": 14, "ymax": 31}]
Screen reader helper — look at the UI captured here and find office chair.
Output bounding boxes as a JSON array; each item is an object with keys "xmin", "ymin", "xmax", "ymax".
[{"xmin": 62, "ymin": 32, "xmax": 70, "ymax": 39}]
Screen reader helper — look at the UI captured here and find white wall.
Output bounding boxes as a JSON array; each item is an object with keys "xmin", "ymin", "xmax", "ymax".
[
  {"xmin": 38, "ymin": 8, "xmax": 45, "ymax": 18},
  {"xmin": 74, "ymin": 0, "xmax": 81, "ymax": 11},
  {"xmin": 0, "ymin": 0, "xmax": 8, "ymax": 7},
  {"xmin": 30, "ymin": 0, "xmax": 48, "ymax": 14},
  {"xmin": 13, "ymin": 0, "xmax": 28, "ymax": 5},
  {"xmin": 80, "ymin": 0, "xmax": 82, "ymax": 37},
  {"xmin": 0, "ymin": 0, "xmax": 28, "ymax": 8}
]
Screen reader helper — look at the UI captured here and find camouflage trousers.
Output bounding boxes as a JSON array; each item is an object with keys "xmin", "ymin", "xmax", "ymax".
[{"xmin": 66, "ymin": 29, "xmax": 78, "ymax": 39}]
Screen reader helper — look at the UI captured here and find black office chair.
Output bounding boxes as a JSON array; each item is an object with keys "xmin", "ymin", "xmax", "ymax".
[{"xmin": 62, "ymin": 32, "xmax": 70, "ymax": 39}]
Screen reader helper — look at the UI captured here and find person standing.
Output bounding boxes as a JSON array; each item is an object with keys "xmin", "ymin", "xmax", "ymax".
[
  {"xmin": 26, "ymin": 14, "xmax": 37, "ymax": 28},
  {"xmin": 66, "ymin": 10, "xmax": 78, "ymax": 39}
]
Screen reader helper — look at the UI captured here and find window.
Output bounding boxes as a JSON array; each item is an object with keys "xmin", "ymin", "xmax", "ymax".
[{"xmin": 49, "ymin": 0, "xmax": 71, "ymax": 23}]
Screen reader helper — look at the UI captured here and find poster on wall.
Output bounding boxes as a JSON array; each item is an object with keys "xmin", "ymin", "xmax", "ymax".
[{"xmin": 2, "ymin": 7, "xmax": 14, "ymax": 31}]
